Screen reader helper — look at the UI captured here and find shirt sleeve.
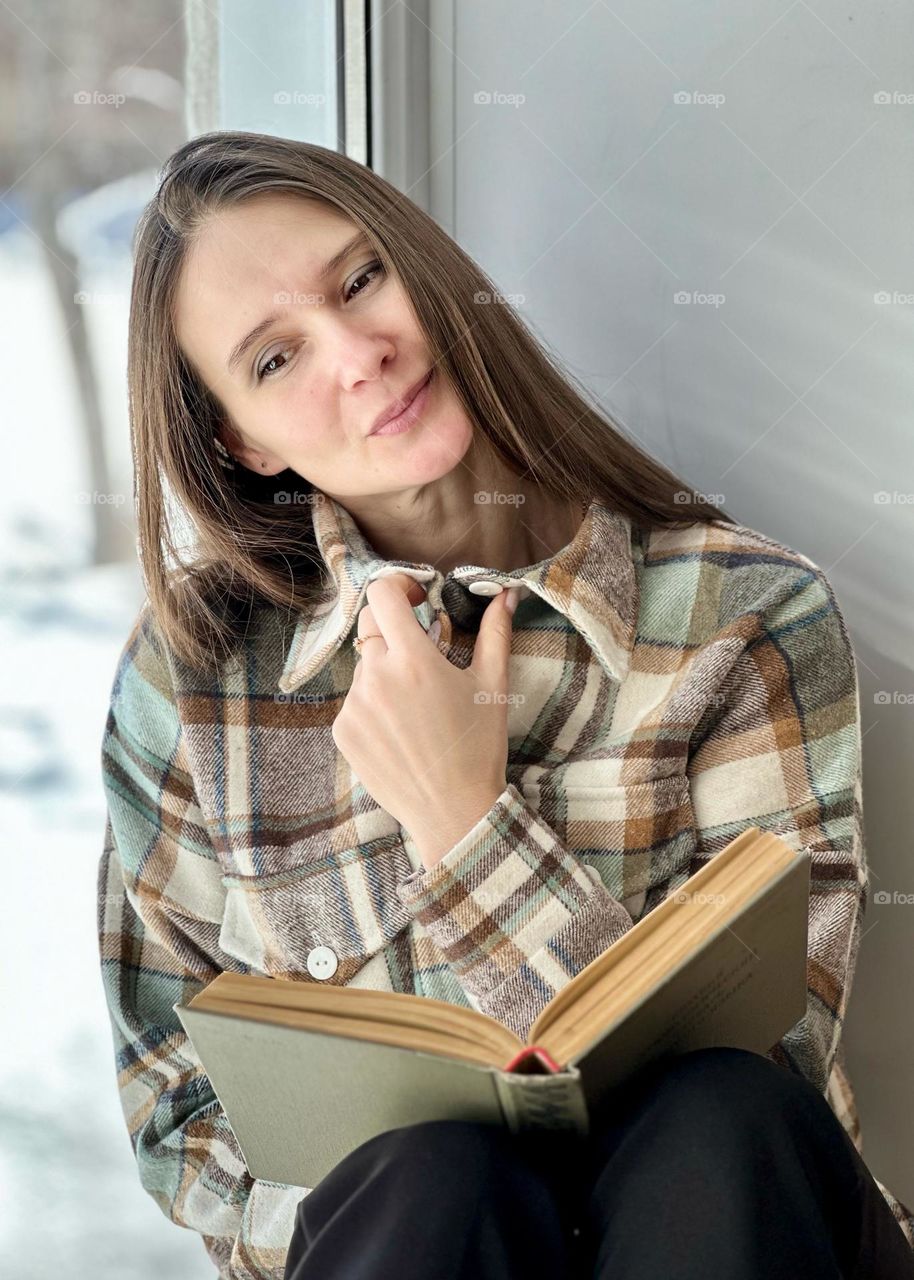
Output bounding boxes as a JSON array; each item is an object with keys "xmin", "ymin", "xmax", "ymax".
[
  {"xmin": 393, "ymin": 562, "xmax": 868, "ymax": 1089},
  {"xmin": 394, "ymin": 785, "xmax": 636, "ymax": 1042},
  {"xmin": 96, "ymin": 611, "xmax": 308, "ymax": 1280},
  {"xmin": 686, "ymin": 565, "xmax": 867, "ymax": 1098}
]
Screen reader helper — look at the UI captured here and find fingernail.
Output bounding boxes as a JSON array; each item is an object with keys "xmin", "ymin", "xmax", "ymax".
[{"xmin": 504, "ymin": 587, "xmax": 520, "ymax": 615}]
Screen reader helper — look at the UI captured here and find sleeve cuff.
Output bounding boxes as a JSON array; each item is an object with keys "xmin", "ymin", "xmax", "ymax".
[{"xmin": 395, "ymin": 782, "xmax": 633, "ymax": 1038}]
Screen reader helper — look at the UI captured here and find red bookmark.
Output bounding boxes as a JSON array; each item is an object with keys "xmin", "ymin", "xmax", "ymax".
[{"xmin": 502, "ymin": 1045, "xmax": 563, "ymax": 1075}]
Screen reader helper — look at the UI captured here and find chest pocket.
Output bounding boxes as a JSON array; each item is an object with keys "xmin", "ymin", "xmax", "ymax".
[
  {"xmin": 519, "ymin": 773, "xmax": 697, "ymax": 921},
  {"xmin": 218, "ymin": 831, "xmax": 415, "ymax": 983}
]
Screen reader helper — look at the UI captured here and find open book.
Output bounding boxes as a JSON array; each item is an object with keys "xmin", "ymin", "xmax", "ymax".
[{"xmin": 175, "ymin": 826, "xmax": 810, "ymax": 1188}]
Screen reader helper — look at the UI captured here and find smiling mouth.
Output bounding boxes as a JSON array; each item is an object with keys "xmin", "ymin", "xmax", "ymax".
[{"xmin": 367, "ymin": 370, "xmax": 434, "ymax": 437}]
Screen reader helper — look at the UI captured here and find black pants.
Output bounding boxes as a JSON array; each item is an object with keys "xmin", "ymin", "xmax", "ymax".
[{"xmin": 283, "ymin": 1045, "xmax": 914, "ymax": 1279}]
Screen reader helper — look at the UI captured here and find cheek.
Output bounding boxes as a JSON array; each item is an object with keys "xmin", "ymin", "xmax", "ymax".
[
  {"xmin": 431, "ymin": 382, "xmax": 475, "ymax": 447},
  {"xmin": 273, "ymin": 412, "xmax": 342, "ymax": 490},
  {"xmin": 273, "ymin": 386, "xmax": 335, "ymax": 447}
]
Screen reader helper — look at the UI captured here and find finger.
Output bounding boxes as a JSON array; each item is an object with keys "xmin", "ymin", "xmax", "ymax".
[
  {"xmin": 355, "ymin": 602, "xmax": 388, "ymax": 659},
  {"xmin": 469, "ymin": 586, "xmax": 517, "ymax": 692},
  {"xmin": 362, "ymin": 574, "xmax": 431, "ymax": 656}
]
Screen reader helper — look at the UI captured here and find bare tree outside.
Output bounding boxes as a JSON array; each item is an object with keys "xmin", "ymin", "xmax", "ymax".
[
  {"xmin": 0, "ymin": 4, "xmax": 215, "ymax": 1275},
  {"xmin": 2, "ymin": 0, "xmax": 185, "ymax": 566}
]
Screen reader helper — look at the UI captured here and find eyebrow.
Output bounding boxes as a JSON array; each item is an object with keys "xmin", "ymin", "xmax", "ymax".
[{"xmin": 225, "ymin": 230, "xmax": 370, "ymax": 375}]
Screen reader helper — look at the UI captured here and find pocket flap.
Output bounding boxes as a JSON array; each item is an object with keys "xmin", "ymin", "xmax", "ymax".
[{"xmin": 219, "ymin": 832, "xmax": 415, "ymax": 981}]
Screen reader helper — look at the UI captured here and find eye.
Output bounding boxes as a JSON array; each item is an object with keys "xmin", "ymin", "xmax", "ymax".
[
  {"xmin": 256, "ymin": 347, "xmax": 294, "ymax": 381},
  {"xmin": 255, "ymin": 262, "xmax": 385, "ymax": 381},
  {"xmin": 345, "ymin": 260, "xmax": 384, "ymax": 300}
]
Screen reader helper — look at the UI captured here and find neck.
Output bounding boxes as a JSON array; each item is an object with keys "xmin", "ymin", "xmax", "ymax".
[{"xmin": 332, "ymin": 449, "xmax": 585, "ymax": 575}]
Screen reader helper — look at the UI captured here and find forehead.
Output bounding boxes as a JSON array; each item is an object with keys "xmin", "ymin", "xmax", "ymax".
[{"xmin": 173, "ymin": 192, "xmax": 359, "ymax": 374}]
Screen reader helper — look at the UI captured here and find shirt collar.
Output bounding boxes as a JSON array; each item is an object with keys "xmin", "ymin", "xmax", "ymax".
[{"xmin": 277, "ymin": 491, "xmax": 640, "ymax": 692}]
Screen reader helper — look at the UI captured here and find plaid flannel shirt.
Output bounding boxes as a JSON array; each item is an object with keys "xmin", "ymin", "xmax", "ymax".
[{"xmin": 97, "ymin": 491, "xmax": 914, "ymax": 1277}]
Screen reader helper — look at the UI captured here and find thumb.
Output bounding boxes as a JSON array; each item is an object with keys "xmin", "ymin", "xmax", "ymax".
[
  {"xmin": 470, "ymin": 586, "xmax": 518, "ymax": 691},
  {"xmin": 384, "ymin": 572, "xmax": 428, "ymax": 608}
]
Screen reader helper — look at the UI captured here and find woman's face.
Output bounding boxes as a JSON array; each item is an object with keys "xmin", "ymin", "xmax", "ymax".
[{"xmin": 173, "ymin": 192, "xmax": 473, "ymax": 498}]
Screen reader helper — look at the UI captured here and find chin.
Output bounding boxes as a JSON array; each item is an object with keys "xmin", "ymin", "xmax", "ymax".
[{"xmin": 392, "ymin": 415, "xmax": 474, "ymax": 474}]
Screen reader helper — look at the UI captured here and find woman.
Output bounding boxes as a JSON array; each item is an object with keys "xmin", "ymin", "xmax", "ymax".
[{"xmin": 97, "ymin": 130, "xmax": 914, "ymax": 1280}]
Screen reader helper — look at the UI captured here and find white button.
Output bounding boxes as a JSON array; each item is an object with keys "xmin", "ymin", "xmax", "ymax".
[
  {"xmin": 467, "ymin": 579, "xmax": 533, "ymax": 602},
  {"xmin": 306, "ymin": 946, "xmax": 338, "ymax": 979}
]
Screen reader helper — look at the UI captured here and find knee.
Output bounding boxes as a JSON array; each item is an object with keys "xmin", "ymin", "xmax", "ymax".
[
  {"xmin": 658, "ymin": 1045, "xmax": 819, "ymax": 1104},
  {"xmin": 627, "ymin": 1045, "xmax": 833, "ymax": 1140},
  {"xmin": 345, "ymin": 1118, "xmax": 525, "ymax": 1200},
  {"xmin": 594, "ymin": 1045, "xmax": 837, "ymax": 1154}
]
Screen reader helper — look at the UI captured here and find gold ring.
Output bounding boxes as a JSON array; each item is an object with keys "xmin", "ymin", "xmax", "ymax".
[{"xmin": 352, "ymin": 633, "xmax": 384, "ymax": 652}]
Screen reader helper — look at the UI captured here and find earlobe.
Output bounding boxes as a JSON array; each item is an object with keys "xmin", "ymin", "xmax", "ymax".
[{"xmin": 250, "ymin": 453, "xmax": 287, "ymax": 475}]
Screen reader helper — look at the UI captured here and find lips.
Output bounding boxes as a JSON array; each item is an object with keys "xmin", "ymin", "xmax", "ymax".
[{"xmin": 368, "ymin": 371, "xmax": 433, "ymax": 436}]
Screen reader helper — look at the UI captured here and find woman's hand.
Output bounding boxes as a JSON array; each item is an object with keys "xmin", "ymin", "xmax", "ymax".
[{"xmin": 331, "ymin": 573, "xmax": 518, "ymax": 868}]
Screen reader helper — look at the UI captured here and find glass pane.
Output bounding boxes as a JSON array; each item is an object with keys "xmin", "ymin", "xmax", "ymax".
[
  {"xmin": 220, "ymin": 0, "xmax": 340, "ymax": 145},
  {"xmin": 0, "ymin": 4, "xmax": 211, "ymax": 1275}
]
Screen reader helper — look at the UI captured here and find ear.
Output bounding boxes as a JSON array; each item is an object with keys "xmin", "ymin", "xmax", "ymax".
[{"xmin": 217, "ymin": 420, "xmax": 286, "ymax": 476}]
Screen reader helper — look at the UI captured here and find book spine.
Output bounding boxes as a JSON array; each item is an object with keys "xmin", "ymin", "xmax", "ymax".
[{"xmin": 493, "ymin": 1064, "xmax": 589, "ymax": 1138}]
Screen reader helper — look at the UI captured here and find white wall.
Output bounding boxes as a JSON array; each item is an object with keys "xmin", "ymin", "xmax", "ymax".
[{"xmin": 408, "ymin": 0, "xmax": 914, "ymax": 1200}]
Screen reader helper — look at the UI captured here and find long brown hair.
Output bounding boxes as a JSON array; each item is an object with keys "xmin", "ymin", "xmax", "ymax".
[{"xmin": 128, "ymin": 129, "xmax": 737, "ymax": 673}]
